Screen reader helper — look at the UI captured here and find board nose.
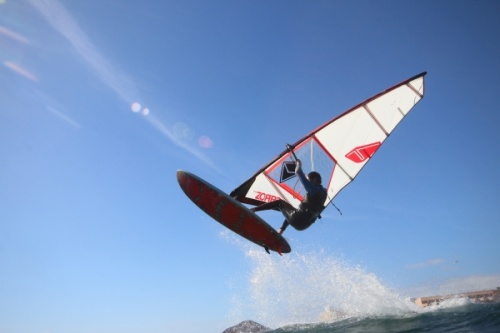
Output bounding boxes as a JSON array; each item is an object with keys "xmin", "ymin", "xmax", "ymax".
[{"xmin": 176, "ymin": 170, "xmax": 186, "ymax": 183}]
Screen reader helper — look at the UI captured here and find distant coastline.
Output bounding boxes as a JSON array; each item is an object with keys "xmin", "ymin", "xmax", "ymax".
[{"xmin": 412, "ymin": 287, "xmax": 500, "ymax": 308}]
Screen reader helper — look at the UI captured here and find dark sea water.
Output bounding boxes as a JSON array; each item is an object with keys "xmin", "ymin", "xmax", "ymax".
[
  {"xmin": 271, "ymin": 304, "xmax": 500, "ymax": 333},
  {"xmin": 267, "ymin": 303, "xmax": 500, "ymax": 332}
]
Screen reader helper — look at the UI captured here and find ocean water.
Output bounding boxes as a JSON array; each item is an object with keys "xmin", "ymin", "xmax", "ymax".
[
  {"xmin": 224, "ymin": 239, "xmax": 500, "ymax": 333},
  {"xmin": 268, "ymin": 303, "xmax": 500, "ymax": 332}
]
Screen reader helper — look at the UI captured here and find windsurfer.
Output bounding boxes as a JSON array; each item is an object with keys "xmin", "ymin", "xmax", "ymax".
[{"xmin": 250, "ymin": 159, "xmax": 327, "ymax": 235}]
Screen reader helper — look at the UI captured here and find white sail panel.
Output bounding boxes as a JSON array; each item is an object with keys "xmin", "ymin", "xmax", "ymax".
[
  {"xmin": 327, "ymin": 166, "xmax": 351, "ymax": 204},
  {"xmin": 367, "ymin": 77, "xmax": 425, "ymax": 134},
  {"xmin": 316, "ymin": 106, "xmax": 387, "ymax": 178},
  {"xmin": 249, "ymin": 173, "xmax": 302, "ymax": 207}
]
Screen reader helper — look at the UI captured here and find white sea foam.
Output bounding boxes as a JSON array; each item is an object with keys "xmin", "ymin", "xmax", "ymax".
[{"xmin": 228, "ymin": 244, "xmax": 417, "ymax": 328}]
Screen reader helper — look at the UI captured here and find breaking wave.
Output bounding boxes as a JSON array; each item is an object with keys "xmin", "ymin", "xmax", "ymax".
[{"xmin": 225, "ymin": 236, "xmax": 418, "ymax": 328}]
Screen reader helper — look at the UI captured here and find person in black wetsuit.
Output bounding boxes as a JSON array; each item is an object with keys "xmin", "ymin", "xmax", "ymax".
[{"xmin": 250, "ymin": 159, "xmax": 327, "ymax": 235}]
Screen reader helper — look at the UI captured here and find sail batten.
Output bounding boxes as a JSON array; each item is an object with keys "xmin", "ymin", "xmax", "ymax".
[
  {"xmin": 364, "ymin": 104, "xmax": 390, "ymax": 136},
  {"xmin": 230, "ymin": 72, "xmax": 427, "ymax": 210}
]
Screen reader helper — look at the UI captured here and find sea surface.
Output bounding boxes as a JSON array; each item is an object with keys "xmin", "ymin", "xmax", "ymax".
[{"xmin": 266, "ymin": 302, "xmax": 500, "ymax": 332}]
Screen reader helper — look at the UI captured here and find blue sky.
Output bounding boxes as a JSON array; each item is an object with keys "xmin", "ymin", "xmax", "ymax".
[{"xmin": 1, "ymin": 1, "xmax": 500, "ymax": 332}]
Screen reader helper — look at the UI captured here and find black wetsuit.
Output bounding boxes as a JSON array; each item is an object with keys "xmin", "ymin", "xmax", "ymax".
[{"xmin": 252, "ymin": 168, "xmax": 327, "ymax": 232}]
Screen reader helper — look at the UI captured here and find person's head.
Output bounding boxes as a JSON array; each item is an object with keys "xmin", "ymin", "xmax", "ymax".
[{"xmin": 307, "ymin": 171, "xmax": 322, "ymax": 185}]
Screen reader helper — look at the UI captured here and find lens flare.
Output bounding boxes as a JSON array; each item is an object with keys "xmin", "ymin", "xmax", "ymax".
[
  {"xmin": 172, "ymin": 122, "xmax": 192, "ymax": 140},
  {"xmin": 198, "ymin": 135, "xmax": 214, "ymax": 148},
  {"xmin": 131, "ymin": 102, "xmax": 141, "ymax": 112}
]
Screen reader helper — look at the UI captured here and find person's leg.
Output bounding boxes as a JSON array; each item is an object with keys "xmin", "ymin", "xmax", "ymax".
[
  {"xmin": 277, "ymin": 220, "xmax": 289, "ymax": 235},
  {"xmin": 250, "ymin": 199, "xmax": 287, "ymax": 212},
  {"xmin": 251, "ymin": 200, "xmax": 295, "ymax": 236}
]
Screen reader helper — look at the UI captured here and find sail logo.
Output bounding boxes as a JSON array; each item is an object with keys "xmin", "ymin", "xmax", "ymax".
[
  {"xmin": 254, "ymin": 191, "xmax": 280, "ymax": 203},
  {"xmin": 345, "ymin": 142, "xmax": 381, "ymax": 163}
]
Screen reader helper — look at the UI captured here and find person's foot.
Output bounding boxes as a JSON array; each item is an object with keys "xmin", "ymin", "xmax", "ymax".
[{"xmin": 277, "ymin": 228, "xmax": 283, "ymax": 235}]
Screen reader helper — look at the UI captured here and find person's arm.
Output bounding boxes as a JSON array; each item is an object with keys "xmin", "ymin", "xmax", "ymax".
[{"xmin": 295, "ymin": 160, "xmax": 314, "ymax": 192}]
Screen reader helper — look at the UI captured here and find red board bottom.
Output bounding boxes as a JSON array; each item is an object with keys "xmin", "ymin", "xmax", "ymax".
[{"xmin": 177, "ymin": 170, "xmax": 291, "ymax": 254}]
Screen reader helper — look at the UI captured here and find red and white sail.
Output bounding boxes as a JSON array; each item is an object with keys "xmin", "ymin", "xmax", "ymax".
[{"xmin": 230, "ymin": 72, "xmax": 427, "ymax": 210}]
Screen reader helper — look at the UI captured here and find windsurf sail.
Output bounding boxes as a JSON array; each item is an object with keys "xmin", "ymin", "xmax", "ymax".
[{"xmin": 230, "ymin": 72, "xmax": 426, "ymax": 211}]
